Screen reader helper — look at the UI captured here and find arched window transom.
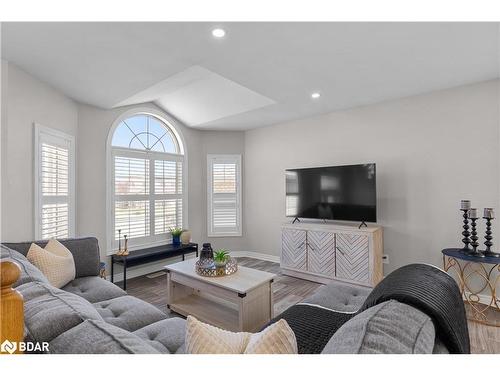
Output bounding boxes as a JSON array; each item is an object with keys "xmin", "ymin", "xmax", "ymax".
[
  {"xmin": 112, "ymin": 114, "xmax": 182, "ymax": 154},
  {"xmin": 108, "ymin": 113, "xmax": 186, "ymax": 252}
]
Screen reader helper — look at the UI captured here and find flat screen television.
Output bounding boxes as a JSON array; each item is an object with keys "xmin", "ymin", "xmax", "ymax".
[{"xmin": 285, "ymin": 163, "xmax": 377, "ymax": 223}]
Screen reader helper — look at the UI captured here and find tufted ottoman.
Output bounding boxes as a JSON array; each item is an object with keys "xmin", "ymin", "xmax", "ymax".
[{"xmin": 300, "ymin": 280, "xmax": 372, "ymax": 313}]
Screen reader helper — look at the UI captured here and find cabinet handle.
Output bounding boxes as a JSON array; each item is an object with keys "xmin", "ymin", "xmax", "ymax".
[
  {"xmin": 336, "ymin": 246, "xmax": 345, "ymax": 255},
  {"xmin": 307, "ymin": 243, "xmax": 314, "ymax": 251}
]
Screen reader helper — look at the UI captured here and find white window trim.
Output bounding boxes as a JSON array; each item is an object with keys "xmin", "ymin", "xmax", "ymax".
[
  {"xmin": 34, "ymin": 123, "xmax": 76, "ymax": 240},
  {"xmin": 207, "ymin": 154, "xmax": 242, "ymax": 237},
  {"xmin": 105, "ymin": 108, "xmax": 188, "ymax": 255}
]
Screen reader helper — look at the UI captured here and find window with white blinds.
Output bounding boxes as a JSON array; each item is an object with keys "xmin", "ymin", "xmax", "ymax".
[
  {"xmin": 207, "ymin": 155, "xmax": 242, "ymax": 237},
  {"xmin": 109, "ymin": 113, "xmax": 185, "ymax": 253},
  {"xmin": 34, "ymin": 124, "xmax": 75, "ymax": 240}
]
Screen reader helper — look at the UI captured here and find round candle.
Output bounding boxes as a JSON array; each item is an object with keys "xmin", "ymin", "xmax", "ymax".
[
  {"xmin": 468, "ymin": 208, "xmax": 478, "ymax": 219},
  {"xmin": 484, "ymin": 208, "xmax": 495, "ymax": 219},
  {"xmin": 461, "ymin": 200, "xmax": 471, "ymax": 210}
]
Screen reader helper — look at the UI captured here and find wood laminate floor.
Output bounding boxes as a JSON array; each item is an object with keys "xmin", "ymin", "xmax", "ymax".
[{"xmin": 121, "ymin": 257, "xmax": 500, "ymax": 354}]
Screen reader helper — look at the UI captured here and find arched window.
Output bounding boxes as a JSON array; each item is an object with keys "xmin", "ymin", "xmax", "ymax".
[{"xmin": 108, "ymin": 112, "xmax": 186, "ymax": 252}]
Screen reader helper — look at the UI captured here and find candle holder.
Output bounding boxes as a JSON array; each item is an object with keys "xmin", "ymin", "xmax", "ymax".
[
  {"xmin": 460, "ymin": 208, "xmax": 471, "ymax": 251},
  {"xmin": 116, "ymin": 229, "xmax": 124, "ymax": 256},
  {"xmin": 482, "ymin": 217, "xmax": 500, "ymax": 258},
  {"xmin": 122, "ymin": 235, "xmax": 129, "ymax": 256},
  {"xmin": 118, "ymin": 229, "xmax": 122, "ymax": 252},
  {"xmin": 467, "ymin": 217, "xmax": 484, "ymax": 257}
]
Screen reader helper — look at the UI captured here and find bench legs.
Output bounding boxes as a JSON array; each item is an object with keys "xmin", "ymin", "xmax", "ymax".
[{"xmin": 123, "ymin": 259, "xmax": 127, "ymax": 290}]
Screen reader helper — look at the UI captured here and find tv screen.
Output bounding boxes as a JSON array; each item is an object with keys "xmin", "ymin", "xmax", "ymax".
[{"xmin": 285, "ymin": 163, "xmax": 376, "ymax": 222}]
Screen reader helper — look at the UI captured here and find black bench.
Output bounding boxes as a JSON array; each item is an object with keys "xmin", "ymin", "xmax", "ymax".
[{"xmin": 111, "ymin": 242, "xmax": 198, "ymax": 290}]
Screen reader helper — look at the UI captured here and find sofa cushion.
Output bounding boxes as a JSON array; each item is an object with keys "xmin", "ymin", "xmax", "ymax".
[
  {"xmin": 17, "ymin": 281, "xmax": 103, "ymax": 343},
  {"xmin": 93, "ymin": 295, "xmax": 167, "ymax": 331},
  {"xmin": 63, "ymin": 276, "xmax": 127, "ymax": 303},
  {"xmin": 27, "ymin": 241, "xmax": 76, "ymax": 288},
  {"xmin": 49, "ymin": 319, "xmax": 160, "ymax": 354},
  {"xmin": 301, "ymin": 280, "xmax": 371, "ymax": 313},
  {"xmin": 1, "ymin": 245, "xmax": 49, "ymax": 287},
  {"xmin": 321, "ymin": 300, "xmax": 435, "ymax": 354},
  {"xmin": 2, "ymin": 237, "xmax": 100, "ymax": 277},
  {"xmin": 183, "ymin": 316, "xmax": 297, "ymax": 354},
  {"xmin": 133, "ymin": 318, "xmax": 186, "ymax": 354}
]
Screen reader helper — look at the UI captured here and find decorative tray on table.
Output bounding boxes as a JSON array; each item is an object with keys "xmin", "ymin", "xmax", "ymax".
[{"xmin": 195, "ymin": 257, "xmax": 238, "ymax": 277}]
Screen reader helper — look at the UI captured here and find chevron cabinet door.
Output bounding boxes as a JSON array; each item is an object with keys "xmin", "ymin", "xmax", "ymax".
[
  {"xmin": 307, "ymin": 230, "xmax": 335, "ymax": 277},
  {"xmin": 281, "ymin": 228, "xmax": 307, "ymax": 270},
  {"xmin": 335, "ymin": 233, "xmax": 370, "ymax": 284}
]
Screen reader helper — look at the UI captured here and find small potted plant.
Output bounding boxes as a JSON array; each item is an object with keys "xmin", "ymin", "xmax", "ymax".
[
  {"xmin": 169, "ymin": 228, "xmax": 183, "ymax": 246},
  {"xmin": 213, "ymin": 249, "xmax": 230, "ymax": 268}
]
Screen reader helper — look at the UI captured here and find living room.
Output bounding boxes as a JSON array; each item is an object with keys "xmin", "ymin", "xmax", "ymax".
[{"xmin": 1, "ymin": 1, "xmax": 499, "ymax": 370}]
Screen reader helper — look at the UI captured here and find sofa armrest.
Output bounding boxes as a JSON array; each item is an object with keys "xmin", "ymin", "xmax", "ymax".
[{"xmin": 2, "ymin": 237, "xmax": 101, "ymax": 278}]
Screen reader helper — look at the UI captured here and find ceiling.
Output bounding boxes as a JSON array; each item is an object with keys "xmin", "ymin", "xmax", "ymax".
[{"xmin": 2, "ymin": 22, "xmax": 499, "ymax": 130}]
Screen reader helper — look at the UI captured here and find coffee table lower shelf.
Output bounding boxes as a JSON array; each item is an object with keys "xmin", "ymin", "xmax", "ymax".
[
  {"xmin": 166, "ymin": 269, "xmax": 274, "ymax": 332},
  {"xmin": 169, "ymin": 294, "xmax": 240, "ymax": 332}
]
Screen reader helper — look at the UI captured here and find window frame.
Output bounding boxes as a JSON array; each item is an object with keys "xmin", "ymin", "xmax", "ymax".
[
  {"xmin": 106, "ymin": 109, "xmax": 188, "ymax": 255},
  {"xmin": 207, "ymin": 154, "xmax": 242, "ymax": 237},
  {"xmin": 34, "ymin": 123, "xmax": 76, "ymax": 240}
]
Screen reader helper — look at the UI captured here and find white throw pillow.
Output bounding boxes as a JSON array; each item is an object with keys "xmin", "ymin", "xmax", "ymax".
[
  {"xmin": 185, "ymin": 315, "xmax": 298, "ymax": 354},
  {"xmin": 27, "ymin": 239, "xmax": 76, "ymax": 288}
]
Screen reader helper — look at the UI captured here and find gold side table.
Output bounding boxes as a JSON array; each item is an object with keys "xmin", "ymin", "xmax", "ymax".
[{"xmin": 442, "ymin": 248, "xmax": 500, "ymax": 327}]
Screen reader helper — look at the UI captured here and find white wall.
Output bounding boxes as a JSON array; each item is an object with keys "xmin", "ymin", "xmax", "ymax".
[
  {"xmin": 244, "ymin": 80, "xmax": 500, "ymax": 274},
  {"xmin": 1, "ymin": 61, "xmax": 78, "ymax": 241},
  {"xmin": 76, "ymin": 103, "xmax": 246, "ymax": 274}
]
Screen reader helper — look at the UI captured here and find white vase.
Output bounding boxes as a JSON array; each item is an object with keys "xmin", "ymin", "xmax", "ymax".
[{"xmin": 180, "ymin": 230, "xmax": 191, "ymax": 245}]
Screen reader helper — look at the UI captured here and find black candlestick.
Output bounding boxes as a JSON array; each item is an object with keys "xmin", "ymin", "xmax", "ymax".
[
  {"xmin": 461, "ymin": 209, "xmax": 471, "ymax": 251},
  {"xmin": 482, "ymin": 217, "xmax": 500, "ymax": 257},
  {"xmin": 468, "ymin": 217, "xmax": 484, "ymax": 257},
  {"xmin": 118, "ymin": 229, "xmax": 122, "ymax": 252}
]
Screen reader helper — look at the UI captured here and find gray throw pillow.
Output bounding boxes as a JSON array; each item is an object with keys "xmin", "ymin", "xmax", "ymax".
[{"xmin": 322, "ymin": 300, "xmax": 435, "ymax": 354}]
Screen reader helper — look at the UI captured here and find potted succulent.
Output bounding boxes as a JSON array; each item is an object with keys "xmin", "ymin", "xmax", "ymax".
[
  {"xmin": 169, "ymin": 228, "xmax": 183, "ymax": 246},
  {"xmin": 213, "ymin": 249, "xmax": 230, "ymax": 267}
]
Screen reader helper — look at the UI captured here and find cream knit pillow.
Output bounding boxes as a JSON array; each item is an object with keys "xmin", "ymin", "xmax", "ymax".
[
  {"xmin": 185, "ymin": 316, "xmax": 298, "ymax": 354},
  {"xmin": 27, "ymin": 239, "xmax": 76, "ymax": 288}
]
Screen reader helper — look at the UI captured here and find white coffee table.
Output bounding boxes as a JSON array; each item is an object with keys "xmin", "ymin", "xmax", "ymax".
[{"xmin": 164, "ymin": 258, "xmax": 276, "ymax": 332}]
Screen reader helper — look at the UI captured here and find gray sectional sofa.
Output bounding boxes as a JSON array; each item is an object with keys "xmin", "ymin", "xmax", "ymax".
[
  {"xmin": 1, "ymin": 237, "xmax": 462, "ymax": 354},
  {"xmin": 1, "ymin": 238, "xmax": 185, "ymax": 354}
]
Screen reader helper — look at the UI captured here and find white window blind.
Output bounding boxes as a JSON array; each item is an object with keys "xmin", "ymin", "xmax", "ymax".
[
  {"xmin": 285, "ymin": 170, "xmax": 299, "ymax": 217},
  {"xmin": 112, "ymin": 151, "xmax": 184, "ymax": 245},
  {"xmin": 207, "ymin": 155, "xmax": 242, "ymax": 237},
  {"xmin": 113, "ymin": 156, "xmax": 150, "ymax": 239},
  {"xmin": 35, "ymin": 124, "xmax": 75, "ymax": 240}
]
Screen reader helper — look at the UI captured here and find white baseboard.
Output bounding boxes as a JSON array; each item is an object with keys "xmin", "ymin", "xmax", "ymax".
[
  {"xmin": 230, "ymin": 251, "xmax": 280, "ymax": 263},
  {"xmin": 106, "ymin": 251, "xmax": 279, "ymax": 282}
]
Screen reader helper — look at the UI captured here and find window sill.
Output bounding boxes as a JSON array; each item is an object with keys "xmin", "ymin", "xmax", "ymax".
[{"xmin": 207, "ymin": 233, "xmax": 242, "ymax": 238}]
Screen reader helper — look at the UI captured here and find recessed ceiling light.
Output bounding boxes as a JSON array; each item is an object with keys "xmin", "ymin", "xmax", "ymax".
[
  {"xmin": 212, "ymin": 28, "xmax": 226, "ymax": 38},
  {"xmin": 311, "ymin": 92, "xmax": 321, "ymax": 99}
]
